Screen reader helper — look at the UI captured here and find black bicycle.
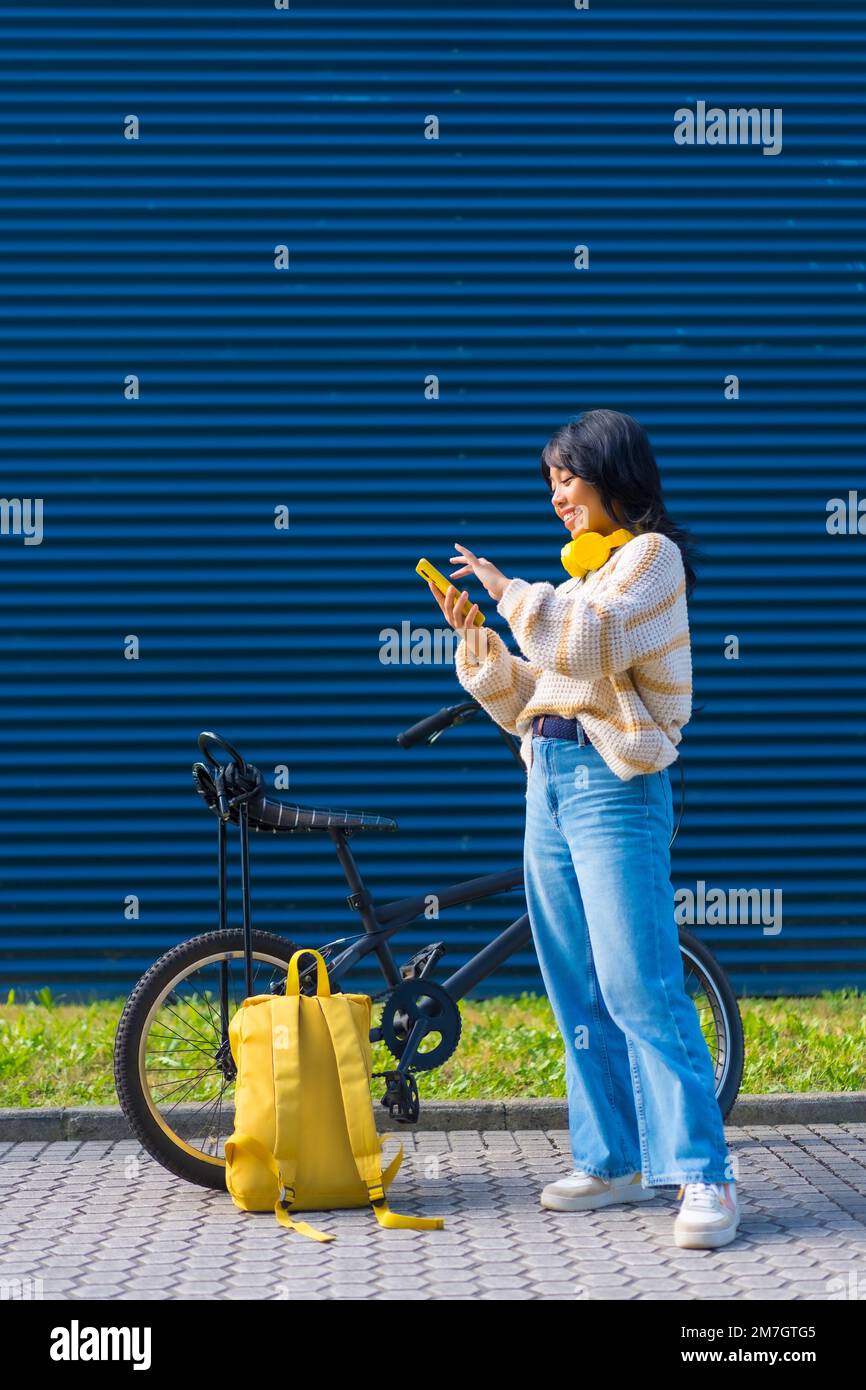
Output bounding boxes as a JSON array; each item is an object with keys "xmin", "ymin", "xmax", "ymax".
[{"xmin": 113, "ymin": 706, "xmax": 745, "ymax": 1191}]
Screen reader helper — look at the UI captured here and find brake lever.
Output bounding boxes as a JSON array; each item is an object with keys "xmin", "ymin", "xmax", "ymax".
[{"xmin": 448, "ymin": 702, "xmax": 483, "ymax": 727}]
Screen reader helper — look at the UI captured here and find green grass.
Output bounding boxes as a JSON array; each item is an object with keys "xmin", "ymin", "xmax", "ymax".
[{"xmin": 1, "ymin": 987, "xmax": 864, "ymax": 1108}]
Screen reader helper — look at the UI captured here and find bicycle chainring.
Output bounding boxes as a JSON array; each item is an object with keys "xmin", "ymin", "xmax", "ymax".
[{"xmin": 377, "ymin": 979, "xmax": 462, "ymax": 1071}]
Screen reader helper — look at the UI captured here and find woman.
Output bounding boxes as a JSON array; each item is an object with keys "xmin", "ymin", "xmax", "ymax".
[{"xmin": 426, "ymin": 409, "xmax": 739, "ymax": 1251}]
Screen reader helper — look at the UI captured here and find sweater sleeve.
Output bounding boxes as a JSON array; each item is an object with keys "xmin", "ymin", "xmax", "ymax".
[
  {"xmin": 453, "ymin": 626, "xmax": 542, "ymax": 736},
  {"xmin": 495, "ymin": 532, "xmax": 686, "ymax": 680}
]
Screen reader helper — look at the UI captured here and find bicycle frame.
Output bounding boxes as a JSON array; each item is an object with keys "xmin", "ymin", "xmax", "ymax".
[{"xmin": 325, "ymin": 827, "xmax": 532, "ymax": 998}]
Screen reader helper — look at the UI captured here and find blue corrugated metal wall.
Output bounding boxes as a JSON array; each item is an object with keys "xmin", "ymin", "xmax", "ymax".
[{"xmin": 1, "ymin": 1, "xmax": 864, "ymax": 999}]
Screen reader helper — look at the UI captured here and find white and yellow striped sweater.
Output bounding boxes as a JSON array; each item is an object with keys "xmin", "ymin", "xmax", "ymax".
[{"xmin": 453, "ymin": 530, "xmax": 692, "ymax": 780}]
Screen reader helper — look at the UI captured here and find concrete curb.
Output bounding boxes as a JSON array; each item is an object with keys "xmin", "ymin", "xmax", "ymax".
[{"xmin": 2, "ymin": 1092, "xmax": 866, "ymax": 1141}]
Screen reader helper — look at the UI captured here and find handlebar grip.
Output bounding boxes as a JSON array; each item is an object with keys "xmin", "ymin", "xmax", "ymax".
[
  {"xmin": 397, "ymin": 707, "xmax": 455, "ymax": 748},
  {"xmin": 397, "ymin": 701, "xmax": 484, "ymax": 749}
]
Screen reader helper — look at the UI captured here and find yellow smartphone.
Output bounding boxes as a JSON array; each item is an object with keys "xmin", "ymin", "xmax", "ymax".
[{"xmin": 416, "ymin": 557, "xmax": 486, "ymax": 627}]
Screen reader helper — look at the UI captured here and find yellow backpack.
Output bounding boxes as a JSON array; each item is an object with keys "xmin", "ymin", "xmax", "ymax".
[{"xmin": 224, "ymin": 947, "xmax": 444, "ymax": 1241}]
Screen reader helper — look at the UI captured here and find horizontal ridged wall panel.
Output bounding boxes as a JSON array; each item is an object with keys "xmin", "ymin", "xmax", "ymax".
[{"xmin": 1, "ymin": 1, "xmax": 864, "ymax": 998}]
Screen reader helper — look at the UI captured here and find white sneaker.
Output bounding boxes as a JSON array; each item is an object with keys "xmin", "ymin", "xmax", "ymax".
[
  {"xmin": 540, "ymin": 1168, "xmax": 657, "ymax": 1212},
  {"xmin": 673, "ymin": 1182, "xmax": 739, "ymax": 1248}
]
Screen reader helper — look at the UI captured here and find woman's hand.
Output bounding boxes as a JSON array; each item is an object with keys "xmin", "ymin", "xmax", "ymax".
[
  {"xmin": 448, "ymin": 542, "xmax": 511, "ymax": 602},
  {"xmin": 426, "ymin": 581, "xmax": 488, "ymax": 664}
]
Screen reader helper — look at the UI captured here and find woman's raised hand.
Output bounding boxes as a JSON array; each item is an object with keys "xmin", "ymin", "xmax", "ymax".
[{"xmin": 448, "ymin": 542, "xmax": 510, "ymax": 602}]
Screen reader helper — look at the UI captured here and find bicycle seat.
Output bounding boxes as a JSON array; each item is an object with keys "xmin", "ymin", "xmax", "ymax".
[{"xmin": 192, "ymin": 760, "xmax": 398, "ymax": 834}]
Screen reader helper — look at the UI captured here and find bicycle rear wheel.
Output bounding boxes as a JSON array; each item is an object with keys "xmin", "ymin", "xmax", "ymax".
[
  {"xmin": 678, "ymin": 928, "xmax": 744, "ymax": 1119},
  {"xmin": 113, "ymin": 929, "xmax": 300, "ymax": 1190}
]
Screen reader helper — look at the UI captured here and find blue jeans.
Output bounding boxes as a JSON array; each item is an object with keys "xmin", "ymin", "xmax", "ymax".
[{"xmin": 523, "ymin": 731, "xmax": 733, "ymax": 1187}]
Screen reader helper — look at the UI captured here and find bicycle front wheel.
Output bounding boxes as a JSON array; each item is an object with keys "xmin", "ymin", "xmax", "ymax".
[{"xmin": 113, "ymin": 929, "xmax": 300, "ymax": 1190}]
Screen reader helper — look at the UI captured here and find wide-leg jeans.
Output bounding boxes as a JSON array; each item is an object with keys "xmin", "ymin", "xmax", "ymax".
[{"xmin": 523, "ymin": 730, "xmax": 733, "ymax": 1187}]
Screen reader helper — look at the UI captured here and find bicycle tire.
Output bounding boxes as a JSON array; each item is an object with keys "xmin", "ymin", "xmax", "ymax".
[{"xmin": 114, "ymin": 929, "xmax": 300, "ymax": 1191}]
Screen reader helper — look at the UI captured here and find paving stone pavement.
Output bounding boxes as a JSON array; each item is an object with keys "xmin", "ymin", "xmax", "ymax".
[{"xmin": 1, "ymin": 1123, "xmax": 865, "ymax": 1301}]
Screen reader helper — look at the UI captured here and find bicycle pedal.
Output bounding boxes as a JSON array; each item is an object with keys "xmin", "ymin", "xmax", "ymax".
[
  {"xmin": 372, "ymin": 1068, "xmax": 420, "ymax": 1124},
  {"xmin": 400, "ymin": 941, "xmax": 445, "ymax": 980}
]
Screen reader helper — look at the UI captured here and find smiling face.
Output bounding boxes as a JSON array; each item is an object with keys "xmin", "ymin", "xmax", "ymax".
[{"xmin": 547, "ymin": 462, "xmax": 621, "ymax": 537}]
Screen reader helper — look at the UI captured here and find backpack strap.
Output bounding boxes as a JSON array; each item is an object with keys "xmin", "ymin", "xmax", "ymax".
[
  {"xmin": 380, "ymin": 1136, "xmax": 405, "ymax": 1190},
  {"xmin": 317, "ymin": 996, "xmax": 444, "ymax": 1232},
  {"xmin": 223, "ymin": 1132, "xmax": 333, "ymax": 1242},
  {"xmin": 268, "ymin": 992, "xmax": 336, "ymax": 1238},
  {"xmin": 271, "ymin": 993, "xmax": 301, "ymax": 1194}
]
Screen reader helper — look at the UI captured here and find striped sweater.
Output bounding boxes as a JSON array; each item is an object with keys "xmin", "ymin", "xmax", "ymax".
[{"xmin": 453, "ymin": 530, "xmax": 692, "ymax": 781}]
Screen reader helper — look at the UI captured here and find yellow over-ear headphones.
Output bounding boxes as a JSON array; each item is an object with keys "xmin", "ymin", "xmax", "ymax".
[{"xmin": 561, "ymin": 527, "xmax": 636, "ymax": 578}]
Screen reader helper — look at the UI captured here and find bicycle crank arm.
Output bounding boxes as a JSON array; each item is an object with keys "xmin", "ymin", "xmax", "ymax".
[{"xmin": 391, "ymin": 1016, "xmax": 428, "ymax": 1073}]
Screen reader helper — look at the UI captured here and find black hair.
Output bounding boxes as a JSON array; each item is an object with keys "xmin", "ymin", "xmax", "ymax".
[{"xmin": 539, "ymin": 408, "xmax": 700, "ymax": 597}]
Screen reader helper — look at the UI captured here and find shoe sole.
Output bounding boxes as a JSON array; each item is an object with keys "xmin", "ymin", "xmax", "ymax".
[
  {"xmin": 541, "ymin": 1181, "xmax": 658, "ymax": 1212},
  {"xmin": 674, "ymin": 1216, "xmax": 740, "ymax": 1249}
]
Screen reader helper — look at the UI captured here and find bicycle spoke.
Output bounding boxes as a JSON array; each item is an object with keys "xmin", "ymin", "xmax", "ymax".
[
  {"xmin": 180, "ymin": 1084, "xmax": 228, "ymax": 1140},
  {"xmin": 190, "ymin": 1083, "xmax": 232, "ymax": 1155},
  {"xmin": 144, "ymin": 1017, "xmax": 214, "ymax": 1045},
  {"xmin": 146, "ymin": 1029, "xmax": 217, "ymax": 1070},
  {"xmin": 161, "ymin": 999, "xmax": 220, "ymax": 1048},
  {"xmin": 175, "ymin": 991, "xmax": 223, "ymax": 1039},
  {"xmin": 152, "ymin": 1066, "xmax": 222, "ymax": 1108},
  {"xmin": 144, "ymin": 1065, "xmax": 219, "ymax": 1075},
  {"xmin": 147, "ymin": 1062, "xmax": 216, "ymax": 1094},
  {"xmin": 158, "ymin": 1002, "xmax": 217, "ymax": 1051},
  {"xmin": 214, "ymin": 1086, "xmax": 225, "ymax": 1152}
]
